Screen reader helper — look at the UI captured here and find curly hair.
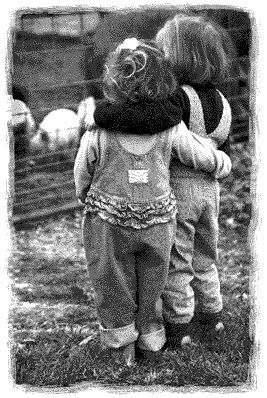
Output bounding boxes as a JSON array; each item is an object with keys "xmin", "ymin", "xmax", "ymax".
[
  {"xmin": 156, "ymin": 13, "xmax": 235, "ymax": 85},
  {"xmin": 103, "ymin": 39, "xmax": 177, "ymax": 102}
]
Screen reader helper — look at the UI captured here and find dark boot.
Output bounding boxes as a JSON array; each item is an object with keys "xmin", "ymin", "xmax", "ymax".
[
  {"xmin": 194, "ymin": 311, "xmax": 225, "ymax": 345},
  {"xmin": 165, "ymin": 321, "xmax": 193, "ymax": 349}
]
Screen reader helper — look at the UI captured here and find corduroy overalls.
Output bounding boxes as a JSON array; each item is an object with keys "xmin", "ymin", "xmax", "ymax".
[
  {"xmin": 82, "ymin": 131, "xmax": 177, "ymax": 351},
  {"xmin": 162, "ymin": 85, "xmax": 232, "ymax": 324}
]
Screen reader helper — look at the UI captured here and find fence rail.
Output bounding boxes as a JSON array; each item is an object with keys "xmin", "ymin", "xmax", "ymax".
[{"xmin": 13, "ymin": 201, "xmax": 83, "ymax": 226}]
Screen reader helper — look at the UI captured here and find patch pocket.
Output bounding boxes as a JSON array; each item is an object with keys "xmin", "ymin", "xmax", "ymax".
[{"xmin": 128, "ymin": 169, "xmax": 149, "ymax": 184}]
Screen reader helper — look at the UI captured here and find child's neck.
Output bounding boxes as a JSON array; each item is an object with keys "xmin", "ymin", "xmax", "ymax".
[{"xmin": 116, "ymin": 134, "xmax": 157, "ymax": 155}]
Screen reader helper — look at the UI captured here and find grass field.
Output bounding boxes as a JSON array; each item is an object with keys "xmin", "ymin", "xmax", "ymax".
[{"xmin": 9, "ymin": 141, "xmax": 253, "ymax": 391}]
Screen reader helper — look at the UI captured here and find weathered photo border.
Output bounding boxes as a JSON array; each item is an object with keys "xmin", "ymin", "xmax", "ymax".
[{"xmin": 2, "ymin": 0, "xmax": 266, "ymax": 396}]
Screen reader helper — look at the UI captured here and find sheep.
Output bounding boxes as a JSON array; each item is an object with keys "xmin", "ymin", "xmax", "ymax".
[
  {"xmin": 30, "ymin": 108, "xmax": 80, "ymax": 153},
  {"xmin": 11, "ymin": 98, "xmax": 36, "ymax": 158}
]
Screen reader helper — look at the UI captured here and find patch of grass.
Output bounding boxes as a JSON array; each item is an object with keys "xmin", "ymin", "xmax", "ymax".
[
  {"xmin": 15, "ymin": 299, "xmax": 251, "ymax": 388},
  {"xmin": 11, "ymin": 223, "xmax": 251, "ymax": 389},
  {"xmin": 11, "ymin": 302, "xmax": 98, "ymax": 337}
]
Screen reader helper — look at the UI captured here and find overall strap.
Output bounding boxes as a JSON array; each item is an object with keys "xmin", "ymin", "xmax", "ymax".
[
  {"xmin": 181, "ymin": 85, "xmax": 206, "ymax": 137},
  {"xmin": 208, "ymin": 90, "xmax": 232, "ymax": 145}
]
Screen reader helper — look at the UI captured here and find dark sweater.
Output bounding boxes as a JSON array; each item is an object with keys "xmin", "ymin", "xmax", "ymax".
[{"xmin": 93, "ymin": 83, "xmax": 231, "ymax": 156}]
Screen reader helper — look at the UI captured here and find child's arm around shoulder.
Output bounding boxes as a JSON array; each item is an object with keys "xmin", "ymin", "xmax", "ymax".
[
  {"xmin": 93, "ymin": 92, "xmax": 183, "ymax": 134},
  {"xmin": 73, "ymin": 129, "xmax": 100, "ymax": 204},
  {"xmin": 171, "ymin": 122, "xmax": 232, "ymax": 179}
]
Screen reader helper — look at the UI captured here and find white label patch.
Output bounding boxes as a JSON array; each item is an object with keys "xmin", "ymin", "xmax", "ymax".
[{"xmin": 128, "ymin": 169, "xmax": 149, "ymax": 184}]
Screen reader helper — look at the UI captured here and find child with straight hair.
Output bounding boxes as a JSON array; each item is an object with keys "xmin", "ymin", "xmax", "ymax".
[
  {"xmin": 93, "ymin": 13, "xmax": 234, "ymax": 347},
  {"xmin": 74, "ymin": 38, "xmax": 231, "ymax": 365}
]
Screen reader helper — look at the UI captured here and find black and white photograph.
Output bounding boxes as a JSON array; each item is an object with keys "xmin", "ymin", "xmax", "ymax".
[{"xmin": 3, "ymin": 0, "xmax": 266, "ymax": 395}]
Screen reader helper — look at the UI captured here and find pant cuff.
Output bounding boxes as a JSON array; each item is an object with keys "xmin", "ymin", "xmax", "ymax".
[
  {"xmin": 138, "ymin": 327, "xmax": 166, "ymax": 352},
  {"xmin": 196, "ymin": 302, "xmax": 223, "ymax": 315},
  {"xmin": 99, "ymin": 322, "xmax": 138, "ymax": 349},
  {"xmin": 163, "ymin": 309, "xmax": 194, "ymax": 324}
]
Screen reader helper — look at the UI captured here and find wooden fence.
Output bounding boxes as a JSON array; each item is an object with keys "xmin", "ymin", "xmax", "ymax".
[{"xmin": 10, "ymin": 122, "xmax": 81, "ymax": 226}]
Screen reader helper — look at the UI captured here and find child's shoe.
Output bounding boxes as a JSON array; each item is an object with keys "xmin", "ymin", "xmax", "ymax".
[
  {"xmin": 165, "ymin": 321, "xmax": 193, "ymax": 349},
  {"xmin": 108, "ymin": 342, "xmax": 135, "ymax": 367},
  {"xmin": 194, "ymin": 311, "xmax": 225, "ymax": 345},
  {"xmin": 195, "ymin": 311, "xmax": 224, "ymax": 331},
  {"xmin": 135, "ymin": 346, "xmax": 164, "ymax": 364}
]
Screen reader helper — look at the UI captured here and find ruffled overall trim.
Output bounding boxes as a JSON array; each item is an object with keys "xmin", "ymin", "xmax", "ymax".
[{"xmin": 84, "ymin": 190, "xmax": 177, "ymax": 229}]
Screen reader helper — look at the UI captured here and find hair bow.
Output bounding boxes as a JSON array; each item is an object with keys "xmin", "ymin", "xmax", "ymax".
[{"xmin": 117, "ymin": 38, "xmax": 140, "ymax": 52}]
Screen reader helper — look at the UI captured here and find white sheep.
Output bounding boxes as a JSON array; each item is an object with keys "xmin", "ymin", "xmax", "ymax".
[{"xmin": 30, "ymin": 108, "xmax": 80, "ymax": 153}]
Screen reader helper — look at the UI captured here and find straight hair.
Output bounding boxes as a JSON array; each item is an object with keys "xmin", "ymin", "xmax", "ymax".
[{"xmin": 156, "ymin": 13, "xmax": 235, "ymax": 85}]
